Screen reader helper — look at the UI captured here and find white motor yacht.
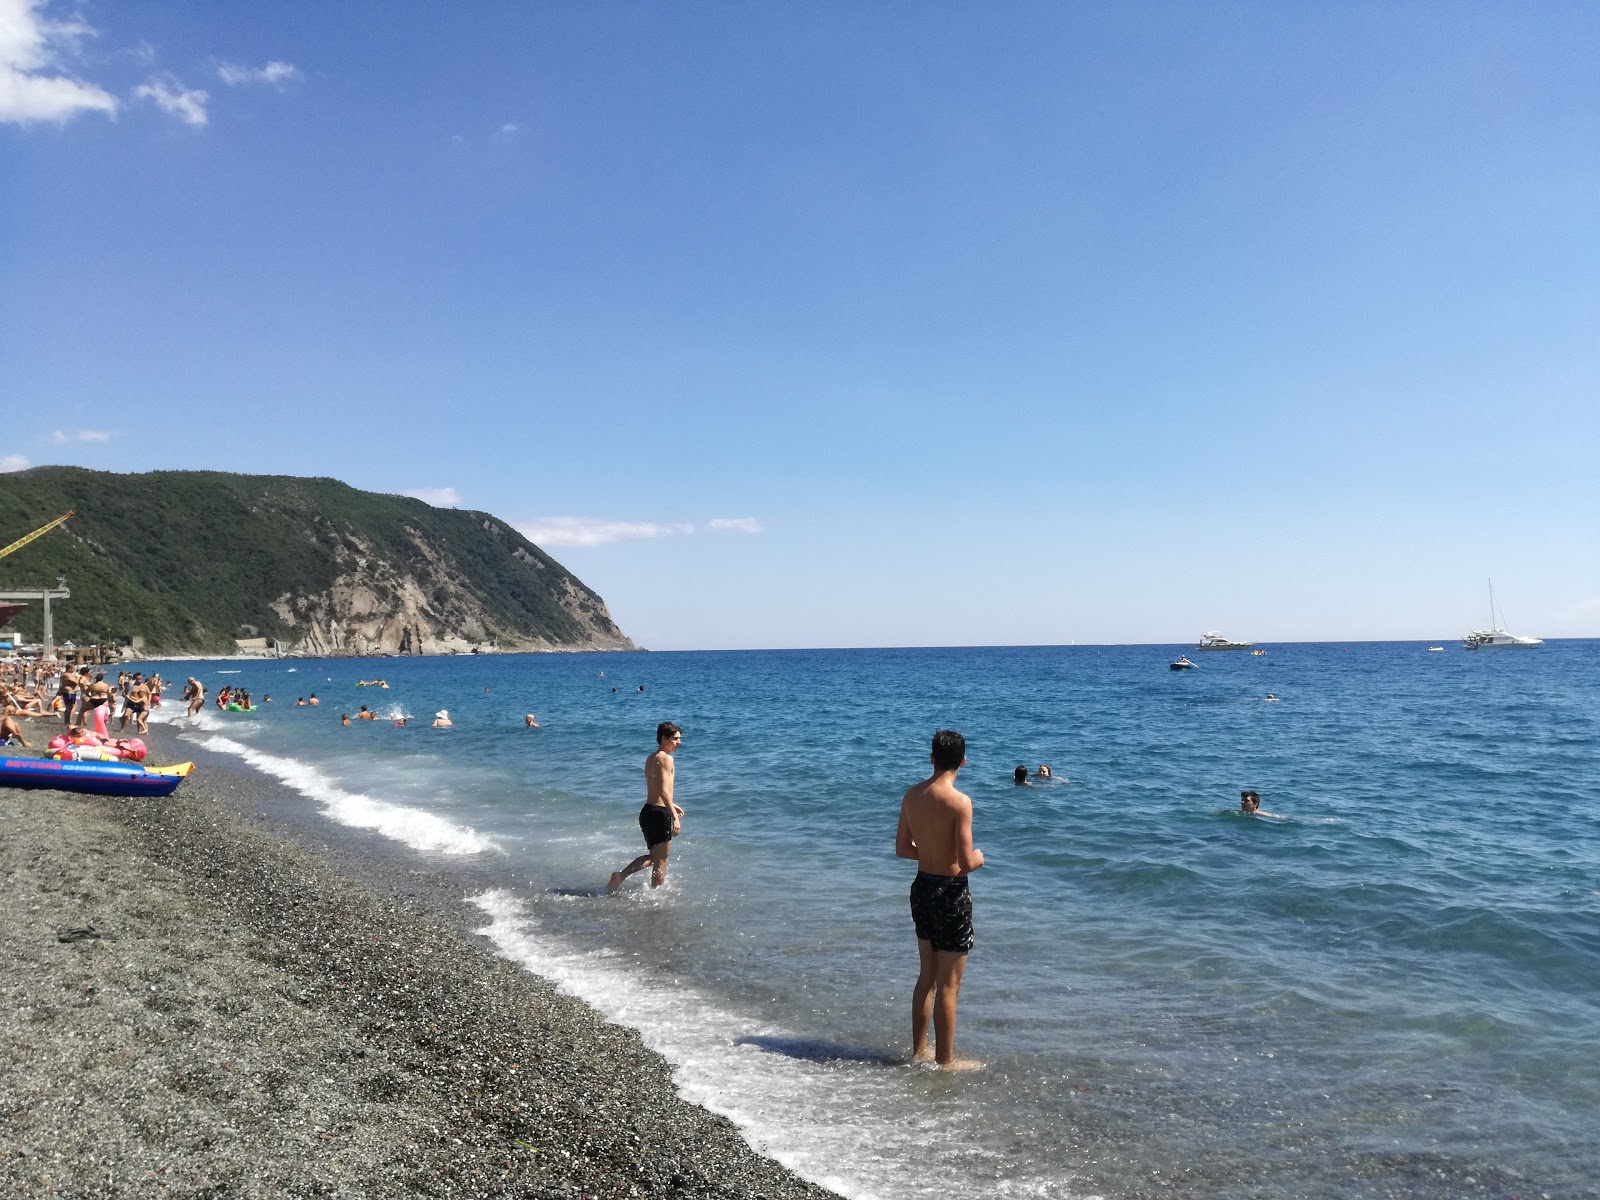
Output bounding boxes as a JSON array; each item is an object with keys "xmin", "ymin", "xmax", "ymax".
[
  {"xmin": 1463, "ymin": 582, "xmax": 1542, "ymax": 649},
  {"xmin": 1196, "ymin": 631, "xmax": 1252, "ymax": 651}
]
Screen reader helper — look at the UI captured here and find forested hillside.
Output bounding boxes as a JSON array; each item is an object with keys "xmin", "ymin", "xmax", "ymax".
[{"xmin": 0, "ymin": 468, "xmax": 636, "ymax": 655}]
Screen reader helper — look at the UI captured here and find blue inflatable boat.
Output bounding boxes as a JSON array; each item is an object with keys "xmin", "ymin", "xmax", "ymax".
[{"xmin": 0, "ymin": 756, "xmax": 194, "ymax": 798}]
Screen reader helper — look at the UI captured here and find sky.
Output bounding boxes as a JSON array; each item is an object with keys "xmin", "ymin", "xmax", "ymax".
[{"xmin": 3, "ymin": 0, "xmax": 1597, "ymax": 650}]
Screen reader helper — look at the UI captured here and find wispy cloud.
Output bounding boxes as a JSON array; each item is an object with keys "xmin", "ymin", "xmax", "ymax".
[
  {"xmin": 216, "ymin": 59, "xmax": 300, "ymax": 87},
  {"xmin": 134, "ymin": 73, "xmax": 207, "ymax": 126},
  {"xmin": 495, "ymin": 121, "xmax": 518, "ymax": 139},
  {"xmin": 517, "ymin": 517, "xmax": 695, "ymax": 548},
  {"xmin": 0, "ymin": 0, "xmax": 118, "ymax": 124},
  {"xmin": 403, "ymin": 486, "xmax": 462, "ymax": 508},
  {"xmin": 709, "ymin": 517, "xmax": 763, "ymax": 534},
  {"xmin": 50, "ymin": 428, "xmax": 112, "ymax": 444},
  {"xmin": 0, "ymin": 453, "xmax": 29, "ymax": 472}
]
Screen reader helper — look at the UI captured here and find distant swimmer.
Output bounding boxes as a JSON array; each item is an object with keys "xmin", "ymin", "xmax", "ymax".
[
  {"xmin": 1013, "ymin": 765, "xmax": 1030, "ymax": 785},
  {"xmin": 607, "ymin": 722, "xmax": 685, "ymax": 894},
  {"xmin": 1264, "ymin": 693, "xmax": 1279, "ymax": 702},
  {"xmin": 308, "ymin": 693, "xmax": 320, "ymax": 706},
  {"xmin": 296, "ymin": 697, "xmax": 306, "ymax": 706},
  {"xmin": 638, "ymin": 685, "xmax": 645, "ymax": 693},
  {"xmin": 433, "ymin": 710, "xmax": 452, "ymax": 728},
  {"xmin": 897, "ymin": 729, "xmax": 984, "ymax": 1071},
  {"xmin": 357, "ymin": 705, "xmax": 377, "ymax": 721},
  {"xmin": 525, "ymin": 713, "xmax": 539, "ymax": 728},
  {"xmin": 1239, "ymin": 790, "xmax": 1280, "ymax": 818},
  {"xmin": 340, "ymin": 713, "xmax": 351, "ymax": 726}
]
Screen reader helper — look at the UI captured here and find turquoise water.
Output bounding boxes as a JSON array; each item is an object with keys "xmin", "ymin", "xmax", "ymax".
[{"xmin": 148, "ymin": 642, "xmax": 1600, "ymax": 1199}]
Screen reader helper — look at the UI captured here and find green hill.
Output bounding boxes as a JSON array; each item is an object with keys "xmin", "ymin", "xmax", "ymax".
[{"xmin": 0, "ymin": 468, "xmax": 636, "ymax": 656}]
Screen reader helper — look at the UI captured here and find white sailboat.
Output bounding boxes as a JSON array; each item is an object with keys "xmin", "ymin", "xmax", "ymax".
[{"xmin": 1463, "ymin": 581, "xmax": 1542, "ymax": 649}]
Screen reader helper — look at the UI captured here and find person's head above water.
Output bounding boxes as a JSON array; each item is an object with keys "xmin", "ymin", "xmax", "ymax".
[
  {"xmin": 1013, "ymin": 765, "xmax": 1029, "ymax": 784},
  {"xmin": 656, "ymin": 720, "xmax": 682, "ymax": 747},
  {"xmin": 931, "ymin": 728, "xmax": 966, "ymax": 773},
  {"xmin": 1240, "ymin": 790, "xmax": 1261, "ymax": 813},
  {"xmin": 1038, "ymin": 764, "xmax": 1052, "ymax": 778}
]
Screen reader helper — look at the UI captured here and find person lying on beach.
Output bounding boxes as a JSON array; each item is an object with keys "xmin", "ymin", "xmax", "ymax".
[
  {"xmin": 1239, "ymin": 790, "xmax": 1280, "ymax": 818},
  {"xmin": 1, "ymin": 712, "xmax": 31, "ymax": 747},
  {"xmin": 606, "ymin": 722, "xmax": 684, "ymax": 894},
  {"xmin": 897, "ymin": 728, "xmax": 984, "ymax": 1071}
]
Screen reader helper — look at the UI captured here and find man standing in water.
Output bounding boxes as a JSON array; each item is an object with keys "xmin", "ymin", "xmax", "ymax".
[
  {"xmin": 606, "ymin": 722, "xmax": 684, "ymax": 894},
  {"xmin": 896, "ymin": 728, "xmax": 985, "ymax": 1070}
]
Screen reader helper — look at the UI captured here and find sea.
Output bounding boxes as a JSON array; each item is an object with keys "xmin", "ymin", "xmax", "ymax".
[{"xmin": 141, "ymin": 642, "xmax": 1600, "ymax": 1200}]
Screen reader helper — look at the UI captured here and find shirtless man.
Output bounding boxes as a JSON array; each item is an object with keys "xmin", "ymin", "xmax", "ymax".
[
  {"xmin": 56, "ymin": 665, "xmax": 82, "ymax": 727},
  {"xmin": 1239, "ymin": 790, "xmax": 1280, "ymax": 818},
  {"xmin": 183, "ymin": 677, "xmax": 205, "ymax": 717},
  {"xmin": 896, "ymin": 728, "xmax": 985, "ymax": 1070},
  {"xmin": 121, "ymin": 676, "xmax": 152, "ymax": 734},
  {"xmin": 606, "ymin": 722, "xmax": 684, "ymax": 893}
]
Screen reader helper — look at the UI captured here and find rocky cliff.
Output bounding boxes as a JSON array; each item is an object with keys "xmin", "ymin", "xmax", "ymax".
[{"xmin": 0, "ymin": 468, "xmax": 637, "ymax": 656}]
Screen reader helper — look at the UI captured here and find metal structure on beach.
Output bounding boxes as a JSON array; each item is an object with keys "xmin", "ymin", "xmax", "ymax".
[{"xmin": 0, "ymin": 512, "xmax": 74, "ymax": 659}]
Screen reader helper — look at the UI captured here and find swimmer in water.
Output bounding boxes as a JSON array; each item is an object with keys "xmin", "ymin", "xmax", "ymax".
[
  {"xmin": 340, "ymin": 713, "xmax": 351, "ymax": 726},
  {"xmin": 1264, "ymin": 693, "xmax": 1279, "ymax": 702},
  {"xmin": 1239, "ymin": 790, "xmax": 1280, "ymax": 818},
  {"xmin": 1013, "ymin": 765, "xmax": 1029, "ymax": 785},
  {"xmin": 433, "ymin": 710, "xmax": 452, "ymax": 728},
  {"xmin": 525, "ymin": 713, "xmax": 539, "ymax": 728},
  {"xmin": 1036, "ymin": 764, "xmax": 1053, "ymax": 779}
]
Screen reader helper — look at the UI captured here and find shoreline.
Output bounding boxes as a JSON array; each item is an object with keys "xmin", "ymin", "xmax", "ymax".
[{"xmin": 0, "ymin": 725, "xmax": 838, "ymax": 1199}]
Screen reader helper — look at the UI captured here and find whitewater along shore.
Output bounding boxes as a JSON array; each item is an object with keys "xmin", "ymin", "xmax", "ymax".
[{"xmin": 0, "ymin": 728, "xmax": 838, "ymax": 1199}]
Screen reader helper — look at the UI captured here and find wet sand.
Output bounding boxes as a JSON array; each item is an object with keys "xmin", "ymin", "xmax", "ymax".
[{"xmin": 0, "ymin": 726, "xmax": 839, "ymax": 1199}]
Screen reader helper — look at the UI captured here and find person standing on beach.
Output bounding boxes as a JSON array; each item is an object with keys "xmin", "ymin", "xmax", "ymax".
[
  {"xmin": 896, "ymin": 728, "xmax": 985, "ymax": 1070},
  {"xmin": 56, "ymin": 665, "xmax": 81, "ymax": 727},
  {"xmin": 606, "ymin": 722, "xmax": 685, "ymax": 894},
  {"xmin": 120, "ymin": 675, "xmax": 152, "ymax": 734}
]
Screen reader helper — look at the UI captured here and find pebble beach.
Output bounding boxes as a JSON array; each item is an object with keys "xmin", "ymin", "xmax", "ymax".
[{"xmin": 0, "ymin": 724, "xmax": 838, "ymax": 1200}]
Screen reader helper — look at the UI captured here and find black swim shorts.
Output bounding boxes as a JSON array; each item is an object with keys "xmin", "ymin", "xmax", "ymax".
[
  {"xmin": 910, "ymin": 871, "xmax": 974, "ymax": 954},
  {"xmin": 639, "ymin": 804, "xmax": 674, "ymax": 848}
]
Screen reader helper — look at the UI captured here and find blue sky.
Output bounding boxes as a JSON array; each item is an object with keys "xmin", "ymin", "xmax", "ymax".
[{"xmin": 3, "ymin": 1, "xmax": 1596, "ymax": 649}]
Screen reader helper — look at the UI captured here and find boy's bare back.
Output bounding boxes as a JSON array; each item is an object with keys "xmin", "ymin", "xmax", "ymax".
[{"xmin": 898, "ymin": 776, "xmax": 983, "ymax": 877}]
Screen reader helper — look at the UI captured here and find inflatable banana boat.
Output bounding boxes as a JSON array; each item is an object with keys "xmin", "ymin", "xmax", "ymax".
[{"xmin": 0, "ymin": 756, "xmax": 195, "ymax": 797}]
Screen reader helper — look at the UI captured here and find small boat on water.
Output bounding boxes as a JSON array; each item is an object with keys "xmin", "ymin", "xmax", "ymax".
[
  {"xmin": 1, "ymin": 756, "xmax": 194, "ymax": 797},
  {"xmin": 1463, "ymin": 581, "xmax": 1542, "ymax": 650},
  {"xmin": 1197, "ymin": 631, "xmax": 1252, "ymax": 651},
  {"xmin": 1251, "ymin": 649, "xmax": 1266, "ymax": 656},
  {"xmin": 1428, "ymin": 646, "xmax": 1445, "ymax": 652},
  {"xmin": 1170, "ymin": 655, "xmax": 1197, "ymax": 671}
]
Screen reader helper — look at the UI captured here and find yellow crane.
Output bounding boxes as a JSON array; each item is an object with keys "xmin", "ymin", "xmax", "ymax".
[{"xmin": 0, "ymin": 511, "xmax": 73, "ymax": 561}]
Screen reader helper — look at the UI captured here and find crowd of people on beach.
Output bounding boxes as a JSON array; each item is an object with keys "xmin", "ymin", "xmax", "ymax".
[{"xmin": 2, "ymin": 660, "xmax": 165, "ymax": 747}]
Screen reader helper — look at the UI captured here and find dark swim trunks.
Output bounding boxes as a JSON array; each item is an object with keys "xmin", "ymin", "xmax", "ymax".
[
  {"xmin": 639, "ymin": 804, "xmax": 674, "ymax": 848},
  {"xmin": 910, "ymin": 871, "xmax": 974, "ymax": 954}
]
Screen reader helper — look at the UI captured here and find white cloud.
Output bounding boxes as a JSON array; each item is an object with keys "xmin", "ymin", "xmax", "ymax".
[
  {"xmin": 0, "ymin": 453, "xmax": 29, "ymax": 472},
  {"xmin": 134, "ymin": 73, "xmax": 207, "ymax": 126},
  {"xmin": 403, "ymin": 487, "xmax": 463, "ymax": 508},
  {"xmin": 496, "ymin": 122, "xmax": 518, "ymax": 138},
  {"xmin": 517, "ymin": 517, "xmax": 695, "ymax": 548},
  {"xmin": 216, "ymin": 59, "xmax": 299, "ymax": 87},
  {"xmin": 0, "ymin": 0, "xmax": 118, "ymax": 124},
  {"xmin": 50, "ymin": 428, "xmax": 112, "ymax": 444},
  {"xmin": 709, "ymin": 517, "xmax": 763, "ymax": 534}
]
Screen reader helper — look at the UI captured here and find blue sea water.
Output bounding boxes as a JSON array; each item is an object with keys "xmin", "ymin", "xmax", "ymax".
[{"xmin": 146, "ymin": 642, "xmax": 1600, "ymax": 1199}]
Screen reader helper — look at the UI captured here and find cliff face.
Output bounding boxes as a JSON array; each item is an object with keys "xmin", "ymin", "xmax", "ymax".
[
  {"xmin": 266, "ymin": 522, "xmax": 634, "ymax": 656},
  {"xmin": 0, "ymin": 468, "xmax": 637, "ymax": 655}
]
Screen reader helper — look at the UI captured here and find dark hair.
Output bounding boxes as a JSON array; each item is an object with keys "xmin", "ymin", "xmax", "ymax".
[
  {"xmin": 656, "ymin": 721, "xmax": 682, "ymax": 745},
  {"xmin": 931, "ymin": 728, "xmax": 966, "ymax": 772},
  {"xmin": 1013, "ymin": 765, "xmax": 1028, "ymax": 784}
]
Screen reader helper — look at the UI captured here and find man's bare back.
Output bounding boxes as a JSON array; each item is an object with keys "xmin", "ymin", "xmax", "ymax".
[{"xmin": 897, "ymin": 775, "xmax": 984, "ymax": 878}]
